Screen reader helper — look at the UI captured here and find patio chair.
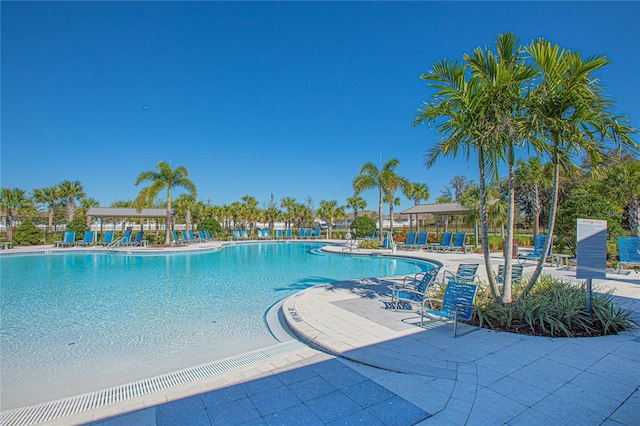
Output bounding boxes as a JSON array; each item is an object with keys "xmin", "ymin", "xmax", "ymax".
[
  {"xmin": 421, "ymin": 281, "xmax": 483, "ymax": 338},
  {"xmin": 495, "ymin": 264, "xmax": 525, "ymax": 285},
  {"xmin": 410, "ymin": 231, "xmax": 429, "ymax": 250},
  {"xmin": 275, "ymin": 229, "xmax": 283, "ymax": 239},
  {"xmin": 198, "ymin": 230, "xmax": 209, "ymax": 241},
  {"xmin": 188, "ymin": 230, "xmax": 202, "ymax": 243},
  {"xmin": 241, "ymin": 229, "xmax": 250, "ymax": 240},
  {"xmin": 429, "ymin": 232, "xmax": 452, "ymax": 252},
  {"xmin": 391, "ymin": 266, "xmax": 441, "ymax": 311},
  {"xmin": 56, "ymin": 231, "xmax": 76, "ymax": 248},
  {"xmin": 232, "ymin": 229, "xmax": 241, "ymax": 240},
  {"xmin": 97, "ymin": 231, "xmax": 114, "ymax": 246},
  {"xmin": 119, "ymin": 231, "xmax": 133, "ymax": 246},
  {"xmin": 617, "ymin": 237, "xmax": 640, "ymax": 273},
  {"xmin": 204, "ymin": 230, "xmax": 214, "ymax": 241},
  {"xmin": 442, "ymin": 263, "xmax": 479, "ymax": 285},
  {"xmin": 285, "ymin": 229, "xmax": 293, "ymax": 239},
  {"xmin": 172, "ymin": 230, "xmax": 187, "ymax": 245},
  {"xmin": 396, "ymin": 231, "xmax": 416, "ymax": 250},
  {"xmin": 364, "ymin": 229, "xmax": 378, "ymax": 241},
  {"xmin": 518, "ymin": 234, "xmax": 552, "ymax": 264},
  {"xmin": 311, "ymin": 228, "xmax": 321, "ymax": 239},
  {"xmin": 442, "ymin": 232, "xmax": 471, "ymax": 253},
  {"xmin": 77, "ymin": 231, "xmax": 95, "ymax": 247},
  {"xmin": 131, "ymin": 231, "xmax": 147, "ymax": 247}
]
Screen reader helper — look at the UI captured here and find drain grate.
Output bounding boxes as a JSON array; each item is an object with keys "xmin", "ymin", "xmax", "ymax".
[{"xmin": 0, "ymin": 340, "xmax": 305, "ymax": 426}]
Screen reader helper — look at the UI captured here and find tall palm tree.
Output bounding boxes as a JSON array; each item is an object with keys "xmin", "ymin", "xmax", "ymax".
[
  {"xmin": 32, "ymin": 185, "xmax": 62, "ymax": 237},
  {"xmin": 353, "ymin": 158, "xmax": 401, "ymax": 241},
  {"xmin": 346, "ymin": 195, "xmax": 367, "ymax": 219},
  {"xmin": 59, "ymin": 180, "xmax": 86, "ymax": 222},
  {"xmin": 173, "ymin": 194, "xmax": 198, "ymax": 232},
  {"xmin": 381, "ymin": 166, "xmax": 410, "ymax": 235},
  {"xmin": 280, "ymin": 197, "xmax": 296, "ymax": 230},
  {"xmin": 135, "ymin": 161, "xmax": 197, "ymax": 245},
  {"xmin": 515, "ymin": 157, "xmax": 551, "ymax": 239},
  {"xmin": 0, "ymin": 187, "xmax": 35, "ymax": 241},
  {"xmin": 317, "ymin": 200, "xmax": 345, "ymax": 239},
  {"xmin": 406, "ymin": 182, "xmax": 430, "ymax": 232},
  {"xmin": 520, "ymin": 38, "xmax": 638, "ymax": 297}
]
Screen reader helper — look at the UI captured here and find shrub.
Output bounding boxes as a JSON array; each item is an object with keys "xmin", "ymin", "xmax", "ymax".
[
  {"xmin": 66, "ymin": 217, "xmax": 89, "ymax": 239},
  {"xmin": 473, "ymin": 275, "xmax": 636, "ymax": 337},
  {"xmin": 358, "ymin": 240, "xmax": 382, "ymax": 249},
  {"xmin": 197, "ymin": 218, "xmax": 223, "ymax": 237},
  {"xmin": 13, "ymin": 219, "xmax": 44, "ymax": 246},
  {"xmin": 351, "ymin": 216, "xmax": 377, "ymax": 239}
]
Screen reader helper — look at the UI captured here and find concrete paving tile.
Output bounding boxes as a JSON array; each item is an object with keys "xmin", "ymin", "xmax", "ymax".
[
  {"xmin": 205, "ymin": 398, "xmax": 261, "ymax": 426},
  {"xmin": 325, "ymin": 409, "xmax": 385, "ymax": 425},
  {"xmin": 487, "ymin": 376, "xmax": 549, "ymax": 407},
  {"xmin": 552, "ymin": 382, "xmax": 622, "ymax": 416},
  {"xmin": 201, "ymin": 384, "xmax": 247, "ymax": 408},
  {"xmin": 568, "ymin": 371, "xmax": 636, "ymax": 403},
  {"xmin": 464, "ymin": 408, "xmax": 504, "ymax": 426},
  {"xmin": 510, "ymin": 358, "xmax": 582, "ymax": 393},
  {"xmin": 624, "ymin": 388, "xmax": 640, "ymax": 409},
  {"xmin": 320, "ymin": 365, "xmax": 367, "ymax": 389},
  {"xmin": 273, "ymin": 364, "xmax": 319, "ymax": 385},
  {"xmin": 610, "ymin": 341, "xmax": 640, "ymax": 362},
  {"xmin": 474, "ymin": 348, "xmax": 538, "ymax": 375},
  {"xmin": 599, "ymin": 418, "xmax": 627, "ymax": 426},
  {"xmin": 609, "ymin": 400, "xmax": 640, "ymax": 425},
  {"xmin": 545, "ymin": 341, "xmax": 610, "ymax": 370},
  {"xmin": 532, "ymin": 394, "xmax": 608, "ymax": 426},
  {"xmin": 102, "ymin": 408, "xmax": 156, "ymax": 426},
  {"xmin": 157, "ymin": 405, "xmax": 210, "ymax": 426},
  {"xmin": 365, "ymin": 395, "xmax": 430, "ymax": 426},
  {"xmin": 287, "ymin": 376, "xmax": 337, "ymax": 401},
  {"xmin": 430, "ymin": 397, "xmax": 471, "ymax": 425},
  {"xmin": 249, "ymin": 386, "xmax": 301, "ymax": 416},
  {"xmin": 240, "ymin": 375, "xmax": 284, "ymax": 396},
  {"xmin": 263, "ymin": 403, "xmax": 324, "ymax": 426},
  {"xmin": 588, "ymin": 353, "xmax": 640, "ymax": 388},
  {"xmin": 507, "ymin": 407, "xmax": 566, "ymax": 425},
  {"xmin": 341, "ymin": 379, "xmax": 395, "ymax": 408},
  {"xmin": 305, "ymin": 390, "xmax": 363, "ymax": 423},
  {"xmin": 471, "ymin": 387, "xmax": 528, "ymax": 423},
  {"xmin": 475, "ymin": 364, "xmax": 506, "ymax": 387}
]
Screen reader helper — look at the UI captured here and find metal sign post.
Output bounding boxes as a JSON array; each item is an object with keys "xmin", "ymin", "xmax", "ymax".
[{"xmin": 576, "ymin": 218, "xmax": 607, "ymax": 319}]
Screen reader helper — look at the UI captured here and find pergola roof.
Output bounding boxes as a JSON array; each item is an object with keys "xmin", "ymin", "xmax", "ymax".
[
  {"xmin": 399, "ymin": 202, "xmax": 468, "ymax": 216},
  {"xmin": 87, "ymin": 207, "xmax": 167, "ymax": 218}
]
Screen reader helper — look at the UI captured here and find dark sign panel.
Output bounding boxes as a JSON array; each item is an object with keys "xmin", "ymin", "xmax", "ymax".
[{"xmin": 576, "ymin": 219, "xmax": 607, "ymax": 279}]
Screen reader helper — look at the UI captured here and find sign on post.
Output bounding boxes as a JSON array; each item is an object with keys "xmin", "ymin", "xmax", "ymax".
[{"xmin": 576, "ymin": 219, "xmax": 607, "ymax": 279}]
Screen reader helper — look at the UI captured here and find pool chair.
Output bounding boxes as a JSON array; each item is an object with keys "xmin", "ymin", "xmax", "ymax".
[
  {"xmin": 97, "ymin": 231, "xmax": 114, "ymax": 246},
  {"xmin": 241, "ymin": 229, "xmax": 250, "ymax": 240},
  {"xmin": 391, "ymin": 266, "xmax": 441, "ymax": 311},
  {"xmin": 188, "ymin": 230, "xmax": 202, "ymax": 243},
  {"xmin": 118, "ymin": 231, "xmax": 133, "ymax": 246},
  {"xmin": 275, "ymin": 229, "xmax": 283, "ymax": 239},
  {"xmin": 56, "ymin": 231, "xmax": 76, "ymax": 248},
  {"xmin": 421, "ymin": 281, "xmax": 482, "ymax": 337},
  {"xmin": 495, "ymin": 264, "xmax": 525, "ymax": 285},
  {"xmin": 311, "ymin": 228, "xmax": 321, "ymax": 239},
  {"xmin": 172, "ymin": 230, "xmax": 187, "ymax": 245},
  {"xmin": 517, "ymin": 234, "xmax": 552, "ymax": 264},
  {"xmin": 410, "ymin": 231, "xmax": 429, "ymax": 250},
  {"xmin": 232, "ymin": 229, "xmax": 241, "ymax": 240},
  {"xmin": 284, "ymin": 229, "xmax": 293, "ymax": 239},
  {"xmin": 442, "ymin": 263, "xmax": 479, "ymax": 285},
  {"xmin": 617, "ymin": 237, "xmax": 640, "ymax": 273},
  {"xmin": 396, "ymin": 231, "xmax": 416, "ymax": 250},
  {"xmin": 204, "ymin": 230, "xmax": 214, "ymax": 241},
  {"xmin": 443, "ymin": 232, "xmax": 472, "ymax": 254},
  {"xmin": 131, "ymin": 231, "xmax": 147, "ymax": 247},
  {"xmin": 77, "ymin": 231, "xmax": 95, "ymax": 247},
  {"xmin": 429, "ymin": 232, "xmax": 452, "ymax": 252},
  {"xmin": 197, "ymin": 230, "xmax": 207, "ymax": 241},
  {"xmin": 363, "ymin": 229, "xmax": 378, "ymax": 241}
]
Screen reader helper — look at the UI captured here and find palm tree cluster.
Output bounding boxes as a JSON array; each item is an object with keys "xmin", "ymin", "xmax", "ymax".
[{"xmin": 415, "ymin": 33, "xmax": 638, "ymax": 303}]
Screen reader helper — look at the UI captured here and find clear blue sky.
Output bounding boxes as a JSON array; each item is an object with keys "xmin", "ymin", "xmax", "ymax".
[{"xmin": 2, "ymin": 1, "xmax": 638, "ymax": 213}]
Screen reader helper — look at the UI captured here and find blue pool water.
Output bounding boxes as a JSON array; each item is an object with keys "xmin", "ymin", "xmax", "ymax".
[{"xmin": 0, "ymin": 242, "xmax": 433, "ymax": 409}]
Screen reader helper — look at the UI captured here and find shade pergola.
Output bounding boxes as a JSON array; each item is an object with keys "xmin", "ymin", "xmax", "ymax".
[
  {"xmin": 399, "ymin": 202, "xmax": 469, "ymax": 235},
  {"xmin": 86, "ymin": 207, "xmax": 168, "ymax": 232}
]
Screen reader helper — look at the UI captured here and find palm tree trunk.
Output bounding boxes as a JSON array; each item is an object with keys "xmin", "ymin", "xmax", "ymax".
[
  {"xmin": 389, "ymin": 203, "xmax": 394, "ymax": 234},
  {"xmin": 502, "ymin": 146, "xmax": 516, "ymax": 304},
  {"xmin": 378, "ymin": 187, "xmax": 384, "ymax": 241},
  {"xmin": 479, "ymin": 146, "xmax": 501, "ymax": 300},
  {"xmin": 628, "ymin": 197, "xmax": 640, "ymax": 237},
  {"xmin": 521, "ymin": 142, "xmax": 560, "ymax": 298},
  {"xmin": 532, "ymin": 184, "xmax": 540, "ymax": 239},
  {"xmin": 48, "ymin": 209, "xmax": 54, "ymax": 238},
  {"xmin": 165, "ymin": 189, "xmax": 172, "ymax": 246}
]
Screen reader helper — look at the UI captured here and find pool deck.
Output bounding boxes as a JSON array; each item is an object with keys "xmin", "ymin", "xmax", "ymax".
[{"xmin": 2, "ymin": 240, "xmax": 639, "ymax": 425}]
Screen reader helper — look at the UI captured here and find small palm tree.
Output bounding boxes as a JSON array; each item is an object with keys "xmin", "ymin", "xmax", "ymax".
[
  {"xmin": 599, "ymin": 157, "xmax": 640, "ymax": 236},
  {"xmin": 135, "ymin": 161, "xmax": 197, "ymax": 245},
  {"xmin": 515, "ymin": 157, "xmax": 552, "ymax": 239},
  {"xmin": 59, "ymin": 180, "xmax": 86, "ymax": 222},
  {"xmin": 317, "ymin": 200, "xmax": 345, "ymax": 239},
  {"xmin": 353, "ymin": 158, "xmax": 401, "ymax": 241},
  {"xmin": 346, "ymin": 195, "xmax": 367, "ymax": 220},
  {"xmin": 32, "ymin": 185, "xmax": 62, "ymax": 237},
  {"xmin": 280, "ymin": 197, "xmax": 296, "ymax": 230},
  {"xmin": 80, "ymin": 197, "xmax": 100, "ymax": 228},
  {"xmin": 1, "ymin": 187, "xmax": 35, "ymax": 241}
]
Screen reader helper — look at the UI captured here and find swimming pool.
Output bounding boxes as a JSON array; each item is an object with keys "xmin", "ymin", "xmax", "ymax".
[{"xmin": 0, "ymin": 242, "xmax": 433, "ymax": 409}]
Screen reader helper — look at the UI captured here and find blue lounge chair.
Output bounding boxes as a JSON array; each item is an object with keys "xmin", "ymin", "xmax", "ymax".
[
  {"xmin": 119, "ymin": 231, "xmax": 133, "ymax": 246},
  {"xmin": 391, "ymin": 266, "xmax": 441, "ymax": 311},
  {"xmin": 172, "ymin": 230, "xmax": 187, "ymax": 245},
  {"xmin": 396, "ymin": 232, "xmax": 416, "ymax": 251},
  {"xmin": 409, "ymin": 231, "xmax": 428, "ymax": 250},
  {"xmin": 204, "ymin": 230, "xmax": 213, "ymax": 240},
  {"xmin": 518, "ymin": 234, "xmax": 551, "ymax": 264},
  {"xmin": 617, "ymin": 237, "xmax": 640, "ymax": 273},
  {"xmin": 56, "ymin": 231, "xmax": 76, "ymax": 248},
  {"xmin": 241, "ymin": 229, "xmax": 250, "ymax": 240},
  {"xmin": 311, "ymin": 228, "xmax": 321, "ymax": 239},
  {"xmin": 495, "ymin": 264, "xmax": 525, "ymax": 284},
  {"xmin": 197, "ymin": 230, "xmax": 209, "ymax": 241},
  {"xmin": 284, "ymin": 229, "xmax": 292, "ymax": 239},
  {"xmin": 188, "ymin": 230, "xmax": 202, "ymax": 243},
  {"xmin": 97, "ymin": 231, "xmax": 114, "ymax": 246},
  {"xmin": 421, "ymin": 281, "xmax": 482, "ymax": 337},
  {"xmin": 77, "ymin": 231, "xmax": 95, "ymax": 247},
  {"xmin": 232, "ymin": 229, "xmax": 241, "ymax": 240},
  {"xmin": 364, "ymin": 229, "xmax": 378, "ymax": 241},
  {"xmin": 131, "ymin": 231, "xmax": 147, "ymax": 247},
  {"xmin": 443, "ymin": 232, "xmax": 471, "ymax": 253},
  {"xmin": 442, "ymin": 263, "xmax": 479, "ymax": 284},
  {"xmin": 429, "ymin": 232, "xmax": 452, "ymax": 252},
  {"xmin": 275, "ymin": 229, "xmax": 283, "ymax": 239}
]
